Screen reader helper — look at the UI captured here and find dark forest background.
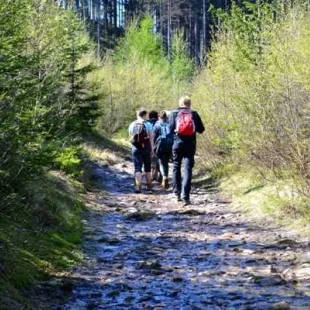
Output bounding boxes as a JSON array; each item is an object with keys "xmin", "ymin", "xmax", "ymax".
[{"xmin": 56, "ymin": 0, "xmax": 234, "ymax": 63}]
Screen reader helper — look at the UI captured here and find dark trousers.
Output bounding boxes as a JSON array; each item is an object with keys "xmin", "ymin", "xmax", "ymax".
[
  {"xmin": 158, "ymin": 151, "xmax": 171, "ymax": 178},
  {"xmin": 172, "ymin": 142, "xmax": 195, "ymax": 201}
]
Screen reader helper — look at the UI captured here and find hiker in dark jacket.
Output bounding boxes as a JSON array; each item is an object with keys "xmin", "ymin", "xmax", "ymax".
[
  {"xmin": 169, "ymin": 96, "xmax": 205, "ymax": 205},
  {"xmin": 153, "ymin": 111, "xmax": 173, "ymax": 189}
]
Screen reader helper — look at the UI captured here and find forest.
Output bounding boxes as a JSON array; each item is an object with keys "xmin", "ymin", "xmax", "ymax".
[{"xmin": 2, "ymin": 0, "xmax": 310, "ymax": 308}]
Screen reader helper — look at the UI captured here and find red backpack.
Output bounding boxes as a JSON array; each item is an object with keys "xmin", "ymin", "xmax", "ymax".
[{"xmin": 176, "ymin": 109, "xmax": 195, "ymax": 136}]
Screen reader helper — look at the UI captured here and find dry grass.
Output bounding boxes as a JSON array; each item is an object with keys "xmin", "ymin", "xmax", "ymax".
[{"xmin": 219, "ymin": 169, "xmax": 310, "ymax": 236}]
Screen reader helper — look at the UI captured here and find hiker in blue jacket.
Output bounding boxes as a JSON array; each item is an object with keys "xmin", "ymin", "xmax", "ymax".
[
  {"xmin": 153, "ymin": 111, "xmax": 173, "ymax": 189},
  {"xmin": 147, "ymin": 110, "xmax": 160, "ymax": 182},
  {"xmin": 169, "ymin": 96, "xmax": 205, "ymax": 205}
]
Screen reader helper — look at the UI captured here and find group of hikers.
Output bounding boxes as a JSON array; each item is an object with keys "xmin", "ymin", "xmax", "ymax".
[{"xmin": 128, "ymin": 96, "xmax": 205, "ymax": 206}]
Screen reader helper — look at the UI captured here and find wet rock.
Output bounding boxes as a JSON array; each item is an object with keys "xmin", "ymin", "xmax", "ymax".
[
  {"xmin": 169, "ymin": 290, "xmax": 180, "ymax": 297},
  {"xmin": 87, "ymin": 302, "xmax": 99, "ymax": 309},
  {"xmin": 172, "ymin": 276, "xmax": 183, "ymax": 282},
  {"xmin": 96, "ymin": 257, "xmax": 109, "ymax": 263},
  {"xmin": 107, "ymin": 237, "xmax": 121, "ymax": 245},
  {"xmin": 127, "ymin": 210, "xmax": 157, "ymax": 221},
  {"xmin": 227, "ymin": 240, "xmax": 246, "ymax": 247},
  {"xmin": 254, "ymin": 275, "xmax": 286, "ymax": 286},
  {"xmin": 96, "ymin": 237, "xmax": 109, "ymax": 243},
  {"xmin": 292, "ymin": 264, "xmax": 310, "ymax": 280},
  {"xmin": 139, "ymin": 294, "xmax": 153, "ymax": 302},
  {"xmin": 125, "ymin": 296, "xmax": 135, "ymax": 302},
  {"xmin": 297, "ymin": 252, "xmax": 310, "ymax": 264},
  {"xmin": 197, "ymin": 251, "xmax": 212, "ymax": 261},
  {"xmin": 264, "ymin": 239, "xmax": 298, "ymax": 250},
  {"xmin": 97, "ymin": 236, "xmax": 120, "ymax": 244},
  {"xmin": 90, "ymin": 292, "xmax": 102, "ymax": 298},
  {"xmin": 180, "ymin": 209, "xmax": 205, "ymax": 216},
  {"xmin": 277, "ymin": 239, "xmax": 298, "ymax": 247},
  {"xmin": 245, "ymin": 258, "xmax": 259, "ymax": 264},
  {"xmin": 107, "ymin": 289, "xmax": 121, "ymax": 297},
  {"xmin": 268, "ymin": 301, "xmax": 291, "ymax": 310},
  {"xmin": 151, "ymin": 269, "xmax": 166, "ymax": 276},
  {"xmin": 138, "ymin": 260, "xmax": 161, "ymax": 270},
  {"xmin": 60, "ymin": 279, "xmax": 74, "ymax": 292}
]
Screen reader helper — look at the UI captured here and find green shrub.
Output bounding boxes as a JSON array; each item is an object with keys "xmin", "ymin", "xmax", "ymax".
[{"xmin": 54, "ymin": 147, "xmax": 82, "ymax": 176}]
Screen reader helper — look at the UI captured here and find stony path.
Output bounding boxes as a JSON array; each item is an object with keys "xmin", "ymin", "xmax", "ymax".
[{"xmin": 40, "ymin": 160, "xmax": 310, "ymax": 309}]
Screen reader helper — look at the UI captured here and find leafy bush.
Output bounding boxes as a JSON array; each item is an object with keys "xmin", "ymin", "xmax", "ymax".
[
  {"xmin": 92, "ymin": 16, "xmax": 193, "ymax": 136},
  {"xmin": 193, "ymin": 0, "xmax": 310, "ymax": 202},
  {"xmin": 0, "ymin": 0, "xmax": 99, "ymax": 210},
  {"xmin": 54, "ymin": 147, "xmax": 82, "ymax": 176}
]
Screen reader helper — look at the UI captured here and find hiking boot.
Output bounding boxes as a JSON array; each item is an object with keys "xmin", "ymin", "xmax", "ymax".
[
  {"xmin": 181, "ymin": 199, "xmax": 191, "ymax": 207},
  {"xmin": 175, "ymin": 194, "xmax": 182, "ymax": 202},
  {"xmin": 146, "ymin": 183, "xmax": 153, "ymax": 193},
  {"xmin": 162, "ymin": 177, "xmax": 169, "ymax": 189},
  {"xmin": 134, "ymin": 185, "xmax": 142, "ymax": 193}
]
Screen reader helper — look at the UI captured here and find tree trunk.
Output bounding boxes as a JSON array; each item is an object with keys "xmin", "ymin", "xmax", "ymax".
[
  {"xmin": 167, "ymin": 0, "xmax": 171, "ymax": 59},
  {"xmin": 97, "ymin": 0, "xmax": 101, "ymax": 56}
]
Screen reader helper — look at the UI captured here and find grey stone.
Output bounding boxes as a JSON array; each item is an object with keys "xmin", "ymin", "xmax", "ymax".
[{"xmin": 268, "ymin": 301, "xmax": 291, "ymax": 310}]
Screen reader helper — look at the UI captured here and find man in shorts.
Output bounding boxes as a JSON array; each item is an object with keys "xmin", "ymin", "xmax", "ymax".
[{"xmin": 129, "ymin": 108, "xmax": 154, "ymax": 193}]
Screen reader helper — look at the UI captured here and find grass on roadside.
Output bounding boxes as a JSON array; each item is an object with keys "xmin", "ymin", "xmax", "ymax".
[
  {"xmin": 218, "ymin": 168, "xmax": 310, "ymax": 235},
  {"xmin": 0, "ymin": 172, "xmax": 84, "ymax": 309}
]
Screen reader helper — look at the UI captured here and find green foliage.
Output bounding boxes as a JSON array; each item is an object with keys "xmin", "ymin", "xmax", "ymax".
[
  {"xmin": 115, "ymin": 16, "xmax": 168, "ymax": 68},
  {"xmin": 54, "ymin": 147, "xmax": 82, "ymax": 176},
  {"xmin": 193, "ymin": 0, "xmax": 310, "ymax": 203},
  {"xmin": 0, "ymin": 173, "xmax": 84, "ymax": 308},
  {"xmin": 170, "ymin": 30, "xmax": 195, "ymax": 82},
  {"xmin": 0, "ymin": 0, "xmax": 99, "ymax": 210},
  {"xmin": 0, "ymin": 1, "xmax": 99, "ymax": 307},
  {"xmin": 94, "ymin": 16, "xmax": 194, "ymax": 136}
]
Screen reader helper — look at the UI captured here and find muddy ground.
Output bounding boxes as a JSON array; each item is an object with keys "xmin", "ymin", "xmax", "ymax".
[{"xmin": 33, "ymin": 159, "xmax": 310, "ymax": 309}]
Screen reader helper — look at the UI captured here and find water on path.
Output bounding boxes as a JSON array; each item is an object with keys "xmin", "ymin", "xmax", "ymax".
[{"xmin": 36, "ymin": 161, "xmax": 310, "ymax": 309}]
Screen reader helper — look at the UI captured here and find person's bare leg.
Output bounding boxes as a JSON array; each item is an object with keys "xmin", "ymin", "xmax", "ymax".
[
  {"xmin": 135, "ymin": 172, "xmax": 142, "ymax": 192},
  {"xmin": 145, "ymin": 172, "xmax": 152, "ymax": 190}
]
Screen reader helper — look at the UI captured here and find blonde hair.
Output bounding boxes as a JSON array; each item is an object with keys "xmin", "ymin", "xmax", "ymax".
[{"xmin": 179, "ymin": 96, "xmax": 191, "ymax": 108}]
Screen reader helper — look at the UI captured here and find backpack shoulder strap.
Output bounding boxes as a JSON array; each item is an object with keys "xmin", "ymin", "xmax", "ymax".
[{"xmin": 160, "ymin": 121, "xmax": 167, "ymax": 137}]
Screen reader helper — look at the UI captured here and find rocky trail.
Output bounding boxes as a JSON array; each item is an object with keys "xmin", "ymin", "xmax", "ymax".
[{"xmin": 35, "ymin": 159, "xmax": 310, "ymax": 309}]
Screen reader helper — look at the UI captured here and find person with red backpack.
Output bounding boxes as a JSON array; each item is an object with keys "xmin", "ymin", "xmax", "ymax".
[
  {"xmin": 169, "ymin": 96, "xmax": 205, "ymax": 205},
  {"xmin": 129, "ymin": 108, "xmax": 154, "ymax": 193}
]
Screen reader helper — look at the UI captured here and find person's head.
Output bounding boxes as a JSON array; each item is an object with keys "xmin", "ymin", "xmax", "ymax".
[
  {"xmin": 179, "ymin": 96, "xmax": 191, "ymax": 108},
  {"xmin": 159, "ymin": 110, "xmax": 168, "ymax": 121},
  {"xmin": 136, "ymin": 108, "xmax": 148, "ymax": 120},
  {"xmin": 149, "ymin": 110, "xmax": 159, "ymax": 120}
]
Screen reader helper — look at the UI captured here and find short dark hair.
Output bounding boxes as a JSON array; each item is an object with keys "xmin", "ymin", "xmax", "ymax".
[
  {"xmin": 149, "ymin": 110, "xmax": 158, "ymax": 120},
  {"xmin": 137, "ymin": 108, "xmax": 147, "ymax": 118}
]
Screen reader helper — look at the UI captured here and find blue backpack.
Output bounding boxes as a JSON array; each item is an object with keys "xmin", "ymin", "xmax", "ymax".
[{"xmin": 155, "ymin": 121, "xmax": 173, "ymax": 155}]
